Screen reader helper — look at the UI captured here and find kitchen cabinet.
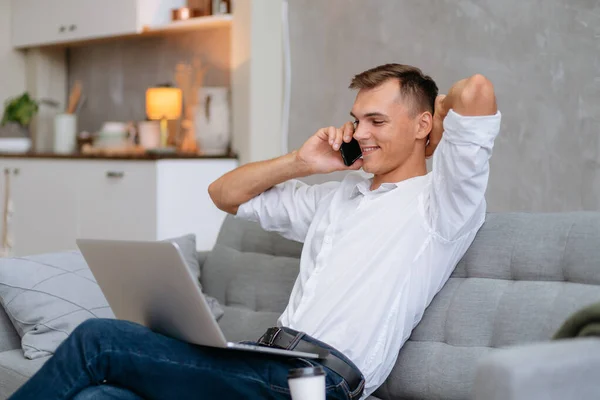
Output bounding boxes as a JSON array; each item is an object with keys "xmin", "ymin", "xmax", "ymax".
[
  {"xmin": 0, "ymin": 160, "xmax": 80, "ymax": 256},
  {"xmin": 0, "ymin": 157, "xmax": 237, "ymax": 256},
  {"xmin": 11, "ymin": 0, "xmax": 186, "ymax": 48},
  {"xmin": 76, "ymin": 161, "xmax": 157, "ymax": 242}
]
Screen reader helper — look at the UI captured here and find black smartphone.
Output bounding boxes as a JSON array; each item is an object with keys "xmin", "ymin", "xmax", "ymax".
[{"xmin": 340, "ymin": 138, "xmax": 363, "ymax": 166}]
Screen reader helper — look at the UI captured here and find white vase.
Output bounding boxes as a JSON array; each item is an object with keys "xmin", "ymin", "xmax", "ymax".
[{"xmin": 194, "ymin": 87, "xmax": 231, "ymax": 155}]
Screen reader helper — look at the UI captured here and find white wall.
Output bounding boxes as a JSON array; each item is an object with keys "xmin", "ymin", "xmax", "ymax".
[
  {"xmin": 231, "ymin": 0, "xmax": 283, "ymax": 165},
  {"xmin": 0, "ymin": 0, "xmax": 65, "ymax": 151},
  {"xmin": 0, "ymin": 0, "xmax": 26, "ymax": 106}
]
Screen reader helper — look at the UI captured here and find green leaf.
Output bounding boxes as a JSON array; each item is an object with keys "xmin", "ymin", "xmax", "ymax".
[{"xmin": 1, "ymin": 92, "xmax": 39, "ymax": 127}]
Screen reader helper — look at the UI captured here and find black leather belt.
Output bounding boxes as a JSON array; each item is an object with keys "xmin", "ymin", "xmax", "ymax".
[{"xmin": 258, "ymin": 327, "xmax": 364, "ymax": 398}]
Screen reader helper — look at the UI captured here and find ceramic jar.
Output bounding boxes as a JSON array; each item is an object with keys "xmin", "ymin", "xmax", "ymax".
[{"xmin": 194, "ymin": 87, "xmax": 231, "ymax": 155}]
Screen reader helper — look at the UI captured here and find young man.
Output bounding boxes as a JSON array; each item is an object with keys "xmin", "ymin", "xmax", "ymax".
[{"xmin": 10, "ymin": 64, "xmax": 500, "ymax": 400}]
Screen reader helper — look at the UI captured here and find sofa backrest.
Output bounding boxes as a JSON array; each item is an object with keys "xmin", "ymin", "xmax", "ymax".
[
  {"xmin": 376, "ymin": 211, "xmax": 600, "ymax": 400},
  {"xmin": 201, "ymin": 216, "xmax": 303, "ymax": 341},
  {"xmin": 201, "ymin": 212, "xmax": 600, "ymax": 399}
]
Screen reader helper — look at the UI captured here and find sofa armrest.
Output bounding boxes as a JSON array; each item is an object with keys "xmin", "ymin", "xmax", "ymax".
[{"xmin": 472, "ymin": 338, "xmax": 600, "ymax": 400}]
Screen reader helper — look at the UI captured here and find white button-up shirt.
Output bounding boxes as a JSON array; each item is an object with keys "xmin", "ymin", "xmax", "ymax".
[{"xmin": 237, "ymin": 110, "xmax": 502, "ymax": 398}]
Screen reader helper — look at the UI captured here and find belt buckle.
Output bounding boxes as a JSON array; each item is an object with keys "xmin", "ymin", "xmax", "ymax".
[{"xmin": 261, "ymin": 327, "xmax": 281, "ymax": 347}]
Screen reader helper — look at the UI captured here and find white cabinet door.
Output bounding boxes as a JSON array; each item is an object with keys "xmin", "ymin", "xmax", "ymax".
[
  {"xmin": 156, "ymin": 159, "xmax": 238, "ymax": 250},
  {"xmin": 77, "ymin": 161, "xmax": 157, "ymax": 241},
  {"xmin": 64, "ymin": 0, "xmax": 138, "ymax": 43},
  {"xmin": 0, "ymin": 163, "xmax": 13, "ymax": 255},
  {"xmin": 11, "ymin": 0, "xmax": 137, "ymax": 48},
  {"xmin": 11, "ymin": 0, "xmax": 72, "ymax": 48},
  {"xmin": 11, "ymin": 0, "xmax": 187, "ymax": 48},
  {"xmin": 8, "ymin": 160, "xmax": 80, "ymax": 256}
]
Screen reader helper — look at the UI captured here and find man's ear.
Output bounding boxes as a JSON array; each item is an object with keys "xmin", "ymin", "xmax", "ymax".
[{"xmin": 415, "ymin": 111, "xmax": 433, "ymax": 140}]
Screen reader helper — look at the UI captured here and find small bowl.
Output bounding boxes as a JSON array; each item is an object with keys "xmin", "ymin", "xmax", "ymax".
[{"xmin": 0, "ymin": 137, "xmax": 32, "ymax": 153}]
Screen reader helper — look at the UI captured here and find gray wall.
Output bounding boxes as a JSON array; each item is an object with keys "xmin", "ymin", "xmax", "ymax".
[
  {"xmin": 68, "ymin": 28, "xmax": 230, "ymax": 133},
  {"xmin": 288, "ymin": 0, "xmax": 600, "ymax": 212}
]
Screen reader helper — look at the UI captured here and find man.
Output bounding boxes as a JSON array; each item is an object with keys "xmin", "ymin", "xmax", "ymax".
[{"xmin": 10, "ymin": 64, "xmax": 500, "ymax": 400}]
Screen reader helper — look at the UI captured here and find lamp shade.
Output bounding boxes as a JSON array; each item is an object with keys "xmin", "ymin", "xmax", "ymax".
[{"xmin": 145, "ymin": 87, "xmax": 182, "ymax": 120}]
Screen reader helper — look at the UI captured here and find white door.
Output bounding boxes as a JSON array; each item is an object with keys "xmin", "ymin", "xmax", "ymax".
[
  {"xmin": 0, "ymin": 162, "xmax": 13, "ymax": 255},
  {"xmin": 11, "ymin": 0, "xmax": 74, "ymax": 48},
  {"xmin": 65, "ymin": 0, "xmax": 138, "ymax": 43},
  {"xmin": 11, "ymin": 0, "xmax": 138, "ymax": 48},
  {"xmin": 76, "ymin": 161, "xmax": 157, "ymax": 241},
  {"xmin": 8, "ymin": 160, "xmax": 80, "ymax": 256}
]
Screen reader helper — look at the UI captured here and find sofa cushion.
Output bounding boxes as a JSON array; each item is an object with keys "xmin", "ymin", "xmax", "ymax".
[
  {"xmin": 0, "ymin": 305, "xmax": 19, "ymax": 353},
  {"xmin": 216, "ymin": 215, "xmax": 304, "ymax": 257},
  {"xmin": 218, "ymin": 305, "xmax": 280, "ymax": 343},
  {"xmin": 171, "ymin": 234, "xmax": 202, "ymax": 287},
  {"xmin": 202, "ymin": 242, "xmax": 301, "ymax": 342},
  {"xmin": 0, "ymin": 350, "xmax": 49, "ymax": 399},
  {"xmin": 168, "ymin": 235, "xmax": 223, "ymax": 320},
  {"xmin": 202, "ymin": 244, "xmax": 300, "ymax": 313},
  {"xmin": 374, "ymin": 212, "xmax": 600, "ymax": 400}
]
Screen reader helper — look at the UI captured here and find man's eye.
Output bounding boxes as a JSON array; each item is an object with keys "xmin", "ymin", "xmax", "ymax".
[
  {"xmin": 373, "ymin": 120, "xmax": 384, "ymax": 126},
  {"xmin": 353, "ymin": 120, "xmax": 359, "ymax": 128}
]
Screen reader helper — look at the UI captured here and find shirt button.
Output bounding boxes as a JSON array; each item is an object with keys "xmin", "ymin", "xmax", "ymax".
[{"xmin": 323, "ymin": 236, "xmax": 332, "ymax": 244}]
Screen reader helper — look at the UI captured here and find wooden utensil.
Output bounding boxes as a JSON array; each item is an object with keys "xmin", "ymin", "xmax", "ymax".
[{"xmin": 66, "ymin": 81, "xmax": 82, "ymax": 114}]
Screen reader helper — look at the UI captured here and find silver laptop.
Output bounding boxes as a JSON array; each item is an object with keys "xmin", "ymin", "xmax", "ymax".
[{"xmin": 76, "ymin": 239, "xmax": 318, "ymax": 359}]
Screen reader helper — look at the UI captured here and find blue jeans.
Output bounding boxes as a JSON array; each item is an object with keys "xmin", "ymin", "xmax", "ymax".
[{"xmin": 9, "ymin": 319, "xmax": 360, "ymax": 400}]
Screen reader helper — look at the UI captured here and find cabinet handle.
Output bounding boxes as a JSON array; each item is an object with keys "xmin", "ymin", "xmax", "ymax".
[
  {"xmin": 106, "ymin": 171, "xmax": 124, "ymax": 179},
  {"xmin": 59, "ymin": 25, "xmax": 66, "ymax": 33},
  {"xmin": 13, "ymin": 168, "xmax": 19, "ymax": 176},
  {"xmin": 69, "ymin": 24, "xmax": 77, "ymax": 31},
  {"xmin": 4, "ymin": 168, "xmax": 19, "ymax": 175}
]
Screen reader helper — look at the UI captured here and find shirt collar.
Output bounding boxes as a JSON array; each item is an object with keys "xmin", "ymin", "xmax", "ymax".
[
  {"xmin": 349, "ymin": 174, "xmax": 430, "ymax": 199},
  {"xmin": 349, "ymin": 179, "xmax": 398, "ymax": 199}
]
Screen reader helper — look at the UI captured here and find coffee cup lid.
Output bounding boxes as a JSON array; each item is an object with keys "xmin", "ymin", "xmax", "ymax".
[{"xmin": 288, "ymin": 366, "xmax": 325, "ymax": 379}]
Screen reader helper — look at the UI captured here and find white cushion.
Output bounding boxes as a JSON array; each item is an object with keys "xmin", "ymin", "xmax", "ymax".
[{"xmin": 0, "ymin": 251, "xmax": 114, "ymax": 359}]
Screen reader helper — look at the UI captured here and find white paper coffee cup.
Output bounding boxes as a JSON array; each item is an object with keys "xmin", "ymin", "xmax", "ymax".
[{"xmin": 287, "ymin": 366, "xmax": 326, "ymax": 400}]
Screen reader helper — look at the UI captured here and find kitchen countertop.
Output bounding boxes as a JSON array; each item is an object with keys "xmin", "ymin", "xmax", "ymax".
[{"xmin": 0, "ymin": 151, "xmax": 238, "ymax": 161}]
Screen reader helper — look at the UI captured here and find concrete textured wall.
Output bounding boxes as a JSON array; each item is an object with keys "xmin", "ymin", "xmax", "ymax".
[{"xmin": 287, "ymin": 0, "xmax": 600, "ymax": 212}]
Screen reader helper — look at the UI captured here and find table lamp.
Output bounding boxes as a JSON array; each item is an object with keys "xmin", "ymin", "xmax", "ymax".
[{"xmin": 145, "ymin": 87, "xmax": 182, "ymax": 150}]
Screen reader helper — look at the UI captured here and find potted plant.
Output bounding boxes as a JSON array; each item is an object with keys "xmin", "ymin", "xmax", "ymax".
[
  {"xmin": 0, "ymin": 93, "xmax": 41, "ymax": 153},
  {"xmin": 0, "ymin": 92, "xmax": 39, "ymax": 138}
]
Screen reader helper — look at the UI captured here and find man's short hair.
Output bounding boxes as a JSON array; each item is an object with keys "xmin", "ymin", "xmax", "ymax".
[{"xmin": 349, "ymin": 64, "xmax": 438, "ymax": 115}]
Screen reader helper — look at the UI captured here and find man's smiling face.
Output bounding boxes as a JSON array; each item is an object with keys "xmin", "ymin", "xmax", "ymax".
[{"xmin": 350, "ymin": 78, "xmax": 425, "ymax": 177}]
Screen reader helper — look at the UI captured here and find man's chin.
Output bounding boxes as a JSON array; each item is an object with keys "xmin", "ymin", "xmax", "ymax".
[{"xmin": 361, "ymin": 161, "xmax": 374, "ymax": 174}]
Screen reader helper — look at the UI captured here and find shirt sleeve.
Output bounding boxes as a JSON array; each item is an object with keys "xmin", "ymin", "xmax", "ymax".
[
  {"xmin": 427, "ymin": 109, "xmax": 502, "ymax": 241},
  {"xmin": 236, "ymin": 179, "xmax": 340, "ymax": 243}
]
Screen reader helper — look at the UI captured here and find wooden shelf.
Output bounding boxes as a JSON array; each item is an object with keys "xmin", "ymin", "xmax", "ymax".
[
  {"xmin": 29, "ymin": 14, "xmax": 233, "ymax": 49},
  {"xmin": 0, "ymin": 150, "xmax": 237, "ymax": 161},
  {"xmin": 141, "ymin": 14, "xmax": 232, "ymax": 35}
]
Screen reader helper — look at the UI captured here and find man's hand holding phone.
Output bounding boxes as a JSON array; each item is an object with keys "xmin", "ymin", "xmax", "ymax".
[{"xmin": 295, "ymin": 122, "xmax": 363, "ymax": 175}]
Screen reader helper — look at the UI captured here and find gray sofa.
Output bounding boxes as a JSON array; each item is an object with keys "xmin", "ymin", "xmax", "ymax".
[{"xmin": 1, "ymin": 212, "xmax": 600, "ymax": 399}]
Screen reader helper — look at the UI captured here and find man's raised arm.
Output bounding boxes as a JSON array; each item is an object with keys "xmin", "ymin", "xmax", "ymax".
[{"xmin": 426, "ymin": 74, "xmax": 501, "ymax": 240}]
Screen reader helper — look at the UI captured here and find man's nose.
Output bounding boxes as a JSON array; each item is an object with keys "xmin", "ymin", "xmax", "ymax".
[{"xmin": 353, "ymin": 124, "xmax": 370, "ymax": 140}]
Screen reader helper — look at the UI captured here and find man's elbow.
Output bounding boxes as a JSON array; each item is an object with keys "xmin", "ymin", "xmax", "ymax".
[
  {"xmin": 208, "ymin": 180, "xmax": 238, "ymax": 215},
  {"xmin": 208, "ymin": 180, "xmax": 219, "ymax": 207},
  {"xmin": 460, "ymin": 74, "xmax": 497, "ymax": 115}
]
